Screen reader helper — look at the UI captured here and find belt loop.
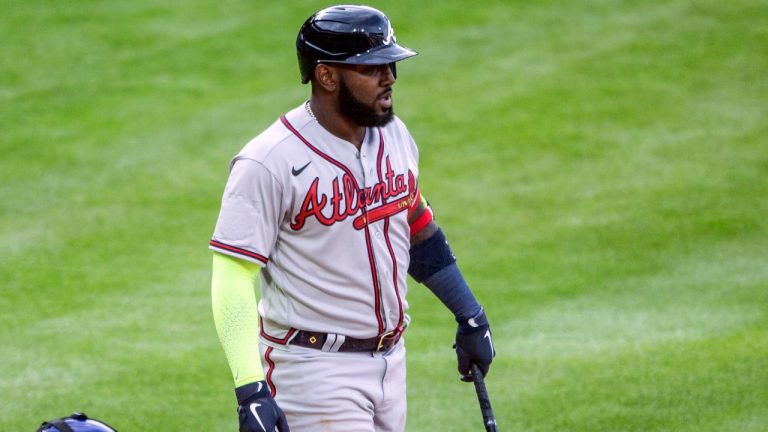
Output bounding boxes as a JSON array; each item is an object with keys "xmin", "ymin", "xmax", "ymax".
[
  {"xmin": 320, "ymin": 334, "xmax": 346, "ymax": 352},
  {"xmin": 330, "ymin": 334, "xmax": 346, "ymax": 352},
  {"xmin": 320, "ymin": 334, "xmax": 336, "ymax": 352},
  {"xmin": 286, "ymin": 330, "xmax": 300, "ymax": 345}
]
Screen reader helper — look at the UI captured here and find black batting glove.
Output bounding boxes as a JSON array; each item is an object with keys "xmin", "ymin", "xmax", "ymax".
[
  {"xmin": 236, "ymin": 381, "xmax": 290, "ymax": 432},
  {"xmin": 454, "ymin": 307, "xmax": 495, "ymax": 382}
]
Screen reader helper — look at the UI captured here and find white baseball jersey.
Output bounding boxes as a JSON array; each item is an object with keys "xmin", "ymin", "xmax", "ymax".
[{"xmin": 210, "ymin": 103, "xmax": 420, "ymax": 341}]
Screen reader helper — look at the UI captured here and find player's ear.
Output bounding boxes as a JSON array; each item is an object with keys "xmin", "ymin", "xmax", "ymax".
[{"xmin": 314, "ymin": 63, "xmax": 337, "ymax": 92}]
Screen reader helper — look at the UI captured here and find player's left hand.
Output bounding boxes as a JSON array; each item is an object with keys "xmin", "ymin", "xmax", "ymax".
[
  {"xmin": 454, "ymin": 308, "xmax": 495, "ymax": 382},
  {"xmin": 236, "ymin": 380, "xmax": 290, "ymax": 432}
]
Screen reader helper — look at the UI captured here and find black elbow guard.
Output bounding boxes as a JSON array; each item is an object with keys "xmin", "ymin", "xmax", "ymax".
[{"xmin": 408, "ymin": 228, "xmax": 456, "ymax": 283}]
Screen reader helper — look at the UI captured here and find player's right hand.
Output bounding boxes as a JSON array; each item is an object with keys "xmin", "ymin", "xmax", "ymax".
[{"xmin": 236, "ymin": 381, "xmax": 290, "ymax": 432}]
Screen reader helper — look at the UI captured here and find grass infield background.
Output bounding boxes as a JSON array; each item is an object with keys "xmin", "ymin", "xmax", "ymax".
[{"xmin": 1, "ymin": 0, "xmax": 767, "ymax": 430}]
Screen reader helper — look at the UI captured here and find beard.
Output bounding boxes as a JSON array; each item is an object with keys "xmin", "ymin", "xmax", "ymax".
[{"xmin": 338, "ymin": 76, "xmax": 394, "ymax": 127}]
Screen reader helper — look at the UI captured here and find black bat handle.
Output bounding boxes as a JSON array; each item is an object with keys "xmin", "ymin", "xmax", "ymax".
[{"xmin": 471, "ymin": 364, "xmax": 498, "ymax": 432}]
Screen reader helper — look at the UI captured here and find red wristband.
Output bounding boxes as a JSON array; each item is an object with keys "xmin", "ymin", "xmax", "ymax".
[{"xmin": 409, "ymin": 206, "xmax": 433, "ymax": 237}]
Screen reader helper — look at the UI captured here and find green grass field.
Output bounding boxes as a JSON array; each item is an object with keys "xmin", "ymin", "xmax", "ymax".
[{"xmin": 2, "ymin": 0, "xmax": 767, "ymax": 430}]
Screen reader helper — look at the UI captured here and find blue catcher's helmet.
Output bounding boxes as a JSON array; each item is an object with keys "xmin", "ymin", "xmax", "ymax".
[{"xmin": 37, "ymin": 412, "xmax": 117, "ymax": 432}]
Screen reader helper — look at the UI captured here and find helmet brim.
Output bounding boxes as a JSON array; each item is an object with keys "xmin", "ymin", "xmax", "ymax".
[{"xmin": 340, "ymin": 42, "xmax": 417, "ymax": 65}]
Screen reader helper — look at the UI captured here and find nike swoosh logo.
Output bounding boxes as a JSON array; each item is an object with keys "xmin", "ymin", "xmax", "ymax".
[
  {"xmin": 291, "ymin": 161, "xmax": 311, "ymax": 176},
  {"xmin": 249, "ymin": 402, "xmax": 267, "ymax": 431},
  {"xmin": 484, "ymin": 329, "xmax": 495, "ymax": 356}
]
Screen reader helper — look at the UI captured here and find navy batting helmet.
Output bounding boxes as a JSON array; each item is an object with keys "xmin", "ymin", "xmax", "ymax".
[
  {"xmin": 296, "ymin": 4, "xmax": 417, "ymax": 84},
  {"xmin": 37, "ymin": 412, "xmax": 118, "ymax": 432}
]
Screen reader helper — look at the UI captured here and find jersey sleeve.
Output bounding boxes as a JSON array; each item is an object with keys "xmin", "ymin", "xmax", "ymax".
[
  {"xmin": 210, "ymin": 158, "xmax": 283, "ymax": 266},
  {"xmin": 404, "ymin": 119, "xmax": 421, "ymax": 207},
  {"xmin": 402, "ymin": 118, "xmax": 420, "ymax": 179}
]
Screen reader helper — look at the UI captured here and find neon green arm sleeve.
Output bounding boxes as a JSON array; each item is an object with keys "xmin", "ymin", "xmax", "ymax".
[{"xmin": 211, "ymin": 252, "xmax": 264, "ymax": 387}]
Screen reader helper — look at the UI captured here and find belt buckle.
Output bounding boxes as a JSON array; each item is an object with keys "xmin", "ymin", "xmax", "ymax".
[{"xmin": 376, "ymin": 326, "xmax": 402, "ymax": 352}]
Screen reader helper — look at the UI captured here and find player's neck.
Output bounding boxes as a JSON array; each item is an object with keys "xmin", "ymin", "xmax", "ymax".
[{"xmin": 309, "ymin": 98, "xmax": 365, "ymax": 149}]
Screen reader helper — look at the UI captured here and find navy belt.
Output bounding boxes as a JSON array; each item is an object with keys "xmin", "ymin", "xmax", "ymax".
[{"xmin": 290, "ymin": 326, "xmax": 403, "ymax": 353}]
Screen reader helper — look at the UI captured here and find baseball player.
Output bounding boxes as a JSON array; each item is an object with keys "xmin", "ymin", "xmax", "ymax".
[{"xmin": 210, "ymin": 5, "xmax": 495, "ymax": 431}]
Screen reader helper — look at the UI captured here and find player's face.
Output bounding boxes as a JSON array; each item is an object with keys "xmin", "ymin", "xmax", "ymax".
[{"xmin": 336, "ymin": 63, "xmax": 396, "ymax": 127}]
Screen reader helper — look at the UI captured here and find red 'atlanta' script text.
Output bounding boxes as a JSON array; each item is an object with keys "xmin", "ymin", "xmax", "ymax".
[{"xmin": 290, "ymin": 158, "xmax": 415, "ymax": 231}]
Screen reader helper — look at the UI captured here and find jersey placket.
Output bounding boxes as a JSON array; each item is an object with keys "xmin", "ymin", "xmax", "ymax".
[{"xmin": 358, "ymin": 142, "xmax": 398, "ymax": 334}]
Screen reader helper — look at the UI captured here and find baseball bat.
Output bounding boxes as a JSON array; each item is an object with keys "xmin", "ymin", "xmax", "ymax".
[{"xmin": 471, "ymin": 363, "xmax": 498, "ymax": 432}]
